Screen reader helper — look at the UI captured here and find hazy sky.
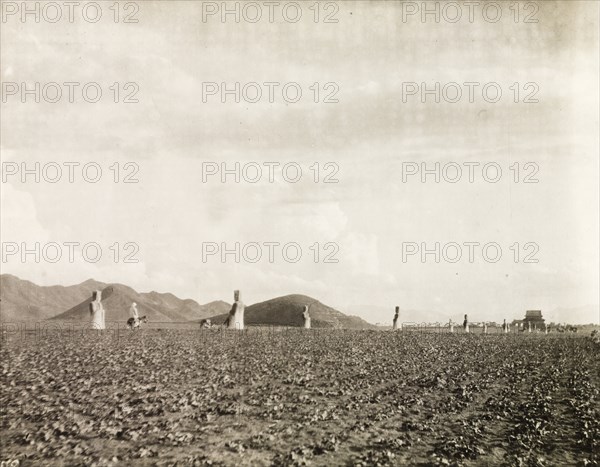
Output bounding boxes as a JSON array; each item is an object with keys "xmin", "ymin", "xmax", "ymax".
[{"xmin": 1, "ymin": 1, "xmax": 598, "ymax": 324}]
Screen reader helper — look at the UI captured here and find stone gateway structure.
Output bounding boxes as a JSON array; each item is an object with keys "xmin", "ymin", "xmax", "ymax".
[{"xmin": 523, "ymin": 310, "xmax": 545, "ymax": 331}]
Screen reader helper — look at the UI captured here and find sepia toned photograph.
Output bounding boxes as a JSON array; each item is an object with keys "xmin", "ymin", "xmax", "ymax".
[{"xmin": 1, "ymin": 1, "xmax": 599, "ymax": 465}]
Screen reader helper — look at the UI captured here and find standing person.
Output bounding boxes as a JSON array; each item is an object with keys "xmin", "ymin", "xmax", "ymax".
[
  {"xmin": 392, "ymin": 307, "xmax": 399, "ymax": 331},
  {"xmin": 130, "ymin": 302, "xmax": 139, "ymax": 327},
  {"xmin": 90, "ymin": 290, "xmax": 105, "ymax": 330}
]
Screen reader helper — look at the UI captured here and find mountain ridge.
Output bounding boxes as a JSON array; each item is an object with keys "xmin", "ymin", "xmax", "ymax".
[
  {"xmin": 0, "ymin": 274, "xmax": 228, "ymax": 322},
  {"xmin": 0, "ymin": 275, "xmax": 374, "ymax": 329},
  {"xmin": 206, "ymin": 293, "xmax": 375, "ymax": 329}
]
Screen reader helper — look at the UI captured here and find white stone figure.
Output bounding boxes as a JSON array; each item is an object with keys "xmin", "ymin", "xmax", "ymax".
[
  {"xmin": 449, "ymin": 318, "xmax": 454, "ymax": 333},
  {"xmin": 483, "ymin": 322, "xmax": 488, "ymax": 334},
  {"xmin": 303, "ymin": 305, "xmax": 311, "ymax": 329},
  {"xmin": 392, "ymin": 306, "xmax": 399, "ymax": 331},
  {"xmin": 130, "ymin": 302, "xmax": 139, "ymax": 327},
  {"xmin": 225, "ymin": 290, "xmax": 245, "ymax": 330},
  {"xmin": 463, "ymin": 314, "xmax": 469, "ymax": 333},
  {"xmin": 503, "ymin": 319, "xmax": 508, "ymax": 334},
  {"xmin": 90, "ymin": 290, "xmax": 105, "ymax": 330},
  {"xmin": 528, "ymin": 321, "xmax": 532, "ymax": 333}
]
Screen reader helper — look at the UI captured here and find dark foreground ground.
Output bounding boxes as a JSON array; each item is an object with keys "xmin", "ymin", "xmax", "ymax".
[{"xmin": 1, "ymin": 328, "xmax": 598, "ymax": 466}]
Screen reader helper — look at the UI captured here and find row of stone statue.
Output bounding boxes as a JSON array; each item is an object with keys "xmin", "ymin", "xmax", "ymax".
[
  {"xmin": 392, "ymin": 308, "xmax": 549, "ymax": 334},
  {"xmin": 223, "ymin": 290, "xmax": 311, "ymax": 330},
  {"xmin": 88, "ymin": 289, "xmax": 312, "ymax": 330},
  {"xmin": 90, "ymin": 290, "xmax": 549, "ymax": 334}
]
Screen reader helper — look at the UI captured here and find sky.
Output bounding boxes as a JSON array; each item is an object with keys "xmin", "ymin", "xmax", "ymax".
[{"xmin": 1, "ymin": 1, "xmax": 599, "ymax": 324}]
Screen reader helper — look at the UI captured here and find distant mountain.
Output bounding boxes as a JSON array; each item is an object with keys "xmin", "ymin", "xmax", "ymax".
[
  {"xmin": 192, "ymin": 300, "xmax": 231, "ymax": 317},
  {"xmin": 51, "ymin": 283, "xmax": 174, "ymax": 322},
  {"xmin": 207, "ymin": 294, "xmax": 375, "ymax": 329},
  {"xmin": 0, "ymin": 274, "xmax": 227, "ymax": 322},
  {"xmin": 0, "ymin": 274, "xmax": 101, "ymax": 322}
]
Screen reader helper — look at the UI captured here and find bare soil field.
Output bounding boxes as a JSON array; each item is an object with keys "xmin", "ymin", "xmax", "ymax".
[{"xmin": 1, "ymin": 329, "xmax": 598, "ymax": 466}]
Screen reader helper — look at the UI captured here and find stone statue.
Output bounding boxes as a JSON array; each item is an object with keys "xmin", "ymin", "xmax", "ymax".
[
  {"xmin": 449, "ymin": 318, "xmax": 454, "ymax": 333},
  {"xmin": 483, "ymin": 322, "xmax": 488, "ymax": 334},
  {"xmin": 503, "ymin": 319, "xmax": 508, "ymax": 333},
  {"xmin": 303, "ymin": 305, "xmax": 311, "ymax": 329},
  {"xmin": 463, "ymin": 314, "xmax": 469, "ymax": 333},
  {"xmin": 392, "ymin": 306, "xmax": 399, "ymax": 330},
  {"xmin": 225, "ymin": 290, "xmax": 245, "ymax": 330},
  {"xmin": 89, "ymin": 290, "xmax": 105, "ymax": 330}
]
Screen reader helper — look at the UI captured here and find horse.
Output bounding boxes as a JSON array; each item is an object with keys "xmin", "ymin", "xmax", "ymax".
[
  {"xmin": 200, "ymin": 319, "xmax": 212, "ymax": 328},
  {"xmin": 127, "ymin": 315, "xmax": 148, "ymax": 330}
]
